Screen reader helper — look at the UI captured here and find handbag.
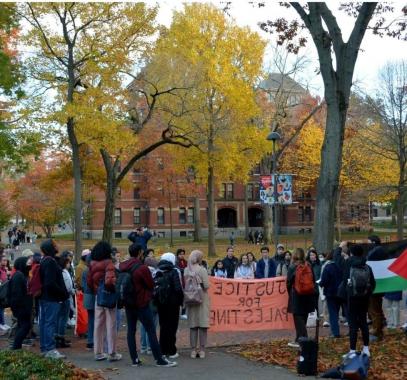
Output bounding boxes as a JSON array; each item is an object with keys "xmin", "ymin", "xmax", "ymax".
[{"xmin": 96, "ymin": 279, "xmax": 118, "ymax": 309}]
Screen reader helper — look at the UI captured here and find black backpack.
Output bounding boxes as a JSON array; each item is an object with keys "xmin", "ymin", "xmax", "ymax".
[
  {"xmin": 115, "ymin": 263, "xmax": 141, "ymax": 309},
  {"xmin": 0, "ymin": 280, "xmax": 10, "ymax": 308},
  {"xmin": 154, "ymin": 270, "xmax": 173, "ymax": 305},
  {"xmin": 348, "ymin": 265, "xmax": 371, "ymax": 297}
]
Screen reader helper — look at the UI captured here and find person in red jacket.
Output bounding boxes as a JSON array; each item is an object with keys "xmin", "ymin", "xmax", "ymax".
[
  {"xmin": 87, "ymin": 241, "xmax": 121, "ymax": 362},
  {"xmin": 119, "ymin": 243, "xmax": 176, "ymax": 368}
]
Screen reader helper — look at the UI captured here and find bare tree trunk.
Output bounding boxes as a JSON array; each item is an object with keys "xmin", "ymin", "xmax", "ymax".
[
  {"xmin": 397, "ymin": 186, "xmax": 404, "ymax": 240},
  {"xmin": 193, "ymin": 196, "xmax": 201, "ymax": 242},
  {"xmin": 335, "ymin": 188, "xmax": 342, "ymax": 243},
  {"xmin": 244, "ymin": 184, "xmax": 249, "ymax": 240},
  {"xmin": 67, "ymin": 117, "xmax": 83, "ymax": 262},
  {"xmin": 208, "ymin": 165, "xmax": 216, "ymax": 257},
  {"xmin": 169, "ymin": 194, "xmax": 174, "ymax": 247},
  {"xmin": 263, "ymin": 205, "xmax": 273, "ymax": 245}
]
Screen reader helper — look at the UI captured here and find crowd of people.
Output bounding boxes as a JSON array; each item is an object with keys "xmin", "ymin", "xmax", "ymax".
[
  {"xmin": 6, "ymin": 227, "xmax": 37, "ymax": 248},
  {"xmin": 0, "ymin": 229, "xmax": 405, "ymax": 367}
]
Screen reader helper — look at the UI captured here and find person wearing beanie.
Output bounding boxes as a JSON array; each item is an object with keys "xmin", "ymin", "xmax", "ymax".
[
  {"xmin": 155, "ymin": 253, "xmax": 184, "ymax": 359},
  {"xmin": 39, "ymin": 239, "xmax": 68, "ymax": 359},
  {"xmin": 8, "ymin": 257, "xmax": 33, "ymax": 350}
]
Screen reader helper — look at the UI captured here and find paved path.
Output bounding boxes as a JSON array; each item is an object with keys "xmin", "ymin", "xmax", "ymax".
[{"xmin": 69, "ymin": 348, "xmax": 300, "ymax": 380}]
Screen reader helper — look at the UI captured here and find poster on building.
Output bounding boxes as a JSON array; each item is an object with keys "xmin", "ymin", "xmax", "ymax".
[
  {"xmin": 259, "ymin": 174, "xmax": 293, "ymax": 205},
  {"xmin": 209, "ymin": 277, "xmax": 294, "ymax": 332}
]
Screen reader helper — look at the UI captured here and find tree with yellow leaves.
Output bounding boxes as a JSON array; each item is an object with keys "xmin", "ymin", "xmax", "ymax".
[{"xmin": 150, "ymin": 3, "xmax": 268, "ymax": 256}]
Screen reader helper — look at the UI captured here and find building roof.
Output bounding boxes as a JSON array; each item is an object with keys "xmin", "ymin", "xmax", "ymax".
[{"xmin": 259, "ymin": 73, "xmax": 307, "ymax": 94}]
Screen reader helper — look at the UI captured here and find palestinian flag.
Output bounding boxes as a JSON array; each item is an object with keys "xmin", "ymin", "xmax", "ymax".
[{"xmin": 351, "ymin": 240, "xmax": 407, "ymax": 294}]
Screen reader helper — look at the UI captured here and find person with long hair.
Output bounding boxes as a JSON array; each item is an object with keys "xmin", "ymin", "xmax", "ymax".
[
  {"xmin": 234, "ymin": 254, "xmax": 255, "ymax": 279},
  {"xmin": 87, "ymin": 241, "xmax": 121, "ymax": 362},
  {"xmin": 286, "ymin": 248, "xmax": 317, "ymax": 348},
  {"xmin": 211, "ymin": 260, "xmax": 227, "ymax": 278},
  {"xmin": 184, "ymin": 250, "xmax": 210, "ymax": 359},
  {"xmin": 247, "ymin": 252, "xmax": 257, "ymax": 272},
  {"xmin": 276, "ymin": 251, "xmax": 292, "ymax": 277}
]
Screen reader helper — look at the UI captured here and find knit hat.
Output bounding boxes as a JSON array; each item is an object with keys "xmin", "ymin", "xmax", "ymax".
[
  {"xmin": 81, "ymin": 249, "xmax": 91, "ymax": 257},
  {"xmin": 160, "ymin": 252, "xmax": 176, "ymax": 266},
  {"xmin": 21, "ymin": 248, "xmax": 34, "ymax": 257}
]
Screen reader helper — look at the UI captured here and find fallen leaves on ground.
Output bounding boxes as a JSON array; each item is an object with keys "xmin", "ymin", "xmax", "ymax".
[{"xmin": 229, "ymin": 329, "xmax": 407, "ymax": 379}]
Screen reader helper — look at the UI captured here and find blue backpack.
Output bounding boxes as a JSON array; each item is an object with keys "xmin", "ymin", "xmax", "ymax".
[
  {"xmin": 341, "ymin": 352, "xmax": 370, "ymax": 380},
  {"xmin": 96, "ymin": 279, "xmax": 118, "ymax": 309}
]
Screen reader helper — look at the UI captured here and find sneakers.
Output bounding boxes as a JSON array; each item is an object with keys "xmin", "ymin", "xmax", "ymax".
[
  {"xmin": 342, "ymin": 350, "xmax": 356, "ymax": 359},
  {"xmin": 191, "ymin": 350, "xmax": 198, "ymax": 358},
  {"xmin": 198, "ymin": 350, "xmax": 205, "ymax": 359},
  {"xmin": 44, "ymin": 349, "xmax": 66, "ymax": 359},
  {"xmin": 0, "ymin": 324, "xmax": 10, "ymax": 331},
  {"xmin": 323, "ymin": 321, "xmax": 330, "ymax": 327},
  {"xmin": 95, "ymin": 353, "xmax": 108, "ymax": 361},
  {"xmin": 67, "ymin": 318, "xmax": 76, "ymax": 327},
  {"xmin": 362, "ymin": 346, "xmax": 371, "ymax": 357},
  {"xmin": 180, "ymin": 314, "xmax": 188, "ymax": 320},
  {"xmin": 168, "ymin": 352, "xmax": 179, "ymax": 359},
  {"xmin": 156, "ymin": 357, "xmax": 177, "ymax": 367},
  {"xmin": 344, "ymin": 322, "xmax": 349, "ymax": 327},
  {"xmin": 109, "ymin": 353, "xmax": 122, "ymax": 362},
  {"xmin": 132, "ymin": 358, "xmax": 142, "ymax": 367},
  {"xmin": 287, "ymin": 342, "xmax": 300, "ymax": 348}
]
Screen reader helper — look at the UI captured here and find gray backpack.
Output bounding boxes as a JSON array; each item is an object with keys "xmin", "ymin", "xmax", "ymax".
[
  {"xmin": 348, "ymin": 265, "xmax": 371, "ymax": 297},
  {"xmin": 183, "ymin": 271, "xmax": 203, "ymax": 305}
]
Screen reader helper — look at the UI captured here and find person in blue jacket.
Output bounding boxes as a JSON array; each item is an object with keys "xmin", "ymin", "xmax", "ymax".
[
  {"xmin": 255, "ymin": 246, "xmax": 277, "ymax": 278},
  {"xmin": 128, "ymin": 227, "xmax": 152, "ymax": 252}
]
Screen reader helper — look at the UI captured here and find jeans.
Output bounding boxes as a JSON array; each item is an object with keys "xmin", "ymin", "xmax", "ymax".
[
  {"xmin": 125, "ymin": 305, "xmax": 163, "ymax": 363},
  {"xmin": 158, "ymin": 304, "xmax": 180, "ymax": 356},
  {"xmin": 12, "ymin": 311, "xmax": 31, "ymax": 350},
  {"xmin": 57, "ymin": 299, "xmax": 70, "ymax": 337},
  {"xmin": 369, "ymin": 294, "xmax": 385, "ymax": 338},
  {"xmin": 39, "ymin": 300, "xmax": 60, "ymax": 352},
  {"xmin": 140, "ymin": 308, "xmax": 158, "ymax": 350},
  {"xmin": 87, "ymin": 309, "xmax": 95, "ymax": 345},
  {"xmin": 349, "ymin": 298, "xmax": 369, "ymax": 350},
  {"xmin": 326, "ymin": 296, "xmax": 341, "ymax": 337},
  {"xmin": 0, "ymin": 308, "xmax": 4, "ymax": 325}
]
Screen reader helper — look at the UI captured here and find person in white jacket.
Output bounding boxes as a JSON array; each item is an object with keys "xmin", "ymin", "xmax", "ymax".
[{"xmin": 234, "ymin": 254, "xmax": 255, "ymax": 279}]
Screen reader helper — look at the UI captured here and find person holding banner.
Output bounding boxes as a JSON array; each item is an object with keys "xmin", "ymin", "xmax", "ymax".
[
  {"xmin": 255, "ymin": 247, "xmax": 277, "ymax": 279},
  {"xmin": 234, "ymin": 254, "xmax": 255, "ymax": 279},
  {"xmin": 222, "ymin": 247, "xmax": 238, "ymax": 279},
  {"xmin": 184, "ymin": 250, "xmax": 210, "ymax": 359}
]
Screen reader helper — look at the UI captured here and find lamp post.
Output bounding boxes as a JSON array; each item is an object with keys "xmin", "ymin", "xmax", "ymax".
[{"xmin": 267, "ymin": 131, "xmax": 281, "ymax": 250}]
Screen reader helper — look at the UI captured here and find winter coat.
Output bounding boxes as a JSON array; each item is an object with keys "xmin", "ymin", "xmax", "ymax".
[
  {"xmin": 9, "ymin": 257, "xmax": 33, "ymax": 316},
  {"xmin": 276, "ymin": 262, "xmax": 290, "ymax": 277},
  {"xmin": 127, "ymin": 231, "xmax": 152, "ymax": 252},
  {"xmin": 234, "ymin": 264, "xmax": 254, "ymax": 279},
  {"xmin": 286, "ymin": 263, "xmax": 317, "ymax": 315},
  {"xmin": 384, "ymin": 291, "xmax": 402, "ymax": 301},
  {"xmin": 255, "ymin": 258, "xmax": 277, "ymax": 279},
  {"xmin": 155, "ymin": 260, "xmax": 184, "ymax": 306},
  {"xmin": 40, "ymin": 256, "xmax": 68, "ymax": 302},
  {"xmin": 222, "ymin": 256, "xmax": 238, "ymax": 279},
  {"xmin": 184, "ymin": 265, "xmax": 210, "ymax": 328},
  {"xmin": 75, "ymin": 260, "xmax": 87, "ymax": 289},
  {"xmin": 87, "ymin": 259, "xmax": 116, "ymax": 294},
  {"xmin": 319, "ymin": 261, "xmax": 342, "ymax": 297},
  {"xmin": 367, "ymin": 245, "xmax": 387, "ymax": 261},
  {"xmin": 119, "ymin": 257, "xmax": 154, "ymax": 309},
  {"xmin": 310, "ymin": 261, "xmax": 322, "ymax": 282}
]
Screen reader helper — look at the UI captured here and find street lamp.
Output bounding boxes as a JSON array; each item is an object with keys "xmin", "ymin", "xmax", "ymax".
[{"xmin": 267, "ymin": 131, "xmax": 281, "ymax": 250}]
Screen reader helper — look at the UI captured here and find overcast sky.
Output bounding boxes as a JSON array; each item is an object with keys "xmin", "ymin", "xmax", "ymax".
[{"xmin": 151, "ymin": 0, "xmax": 407, "ymax": 96}]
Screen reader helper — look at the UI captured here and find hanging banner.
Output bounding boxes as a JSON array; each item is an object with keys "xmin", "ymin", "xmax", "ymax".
[
  {"xmin": 209, "ymin": 277, "xmax": 294, "ymax": 332},
  {"xmin": 259, "ymin": 174, "xmax": 293, "ymax": 205}
]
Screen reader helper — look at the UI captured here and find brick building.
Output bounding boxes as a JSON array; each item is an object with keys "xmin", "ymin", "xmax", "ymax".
[{"xmin": 83, "ymin": 74, "xmax": 369, "ymax": 239}]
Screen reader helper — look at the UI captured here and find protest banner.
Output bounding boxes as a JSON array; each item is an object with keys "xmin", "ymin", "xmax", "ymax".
[{"xmin": 209, "ymin": 276, "xmax": 294, "ymax": 332}]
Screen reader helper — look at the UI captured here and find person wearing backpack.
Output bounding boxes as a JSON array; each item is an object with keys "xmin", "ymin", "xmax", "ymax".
[
  {"xmin": 319, "ymin": 250, "xmax": 343, "ymax": 338},
  {"xmin": 87, "ymin": 241, "xmax": 121, "ymax": 362},
  {"xmin": 119, "ymin": 244, "xmax": 176, "ymax": 368},
  {"xmin": 8, "ymin": 256, "xmax": 33, "ymax": 350},
  {"xmin": 155, "ymin": 252, "xmax": 184, "ymax": 359},
  {"xmin": 81, "ymin": 252, "xmax": 95, "ymax": 350},
  {"xmin": 38, "ymin": 239, "xmax": 68, "ymax": 360},
  {"xmin": 184, "ymin": 250, "xmax": 210, "ymax": 359},
  {"xmin": 344, "ymin": 244, "xmax": 376, "ymax": 357},
  {"xmin": 286, "ymin": 248, "xmax": 317, "ymax": 348}
]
